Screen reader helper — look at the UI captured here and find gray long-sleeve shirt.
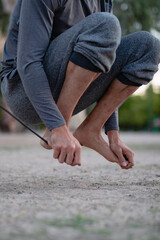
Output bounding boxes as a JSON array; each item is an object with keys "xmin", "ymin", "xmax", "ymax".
[{"xmin": 0, "ymin": 0, "xmax": 118, "ymax": 131}]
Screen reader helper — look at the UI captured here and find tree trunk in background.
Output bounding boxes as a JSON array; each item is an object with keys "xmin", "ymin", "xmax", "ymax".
[
  {"xmin": 0, "ymin": 0, "xmax": 21, "ymax": 132},
  {"xmin": 2, "ymin": 0, "xmax": 16, "ymax": 13}
]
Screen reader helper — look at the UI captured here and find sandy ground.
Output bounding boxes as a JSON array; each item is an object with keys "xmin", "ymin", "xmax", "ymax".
[{"xmin": 0, "ymin": 131, "xmax": 160, "ymax": 240}]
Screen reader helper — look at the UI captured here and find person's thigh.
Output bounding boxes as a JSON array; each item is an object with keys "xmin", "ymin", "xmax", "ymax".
[{"xmin": 43, "ymin": 12, "xmax": 121, "ymax": 102}]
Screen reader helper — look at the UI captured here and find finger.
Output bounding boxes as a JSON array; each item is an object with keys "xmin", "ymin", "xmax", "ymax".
[
  {"xmin": 71, "ymin": 157, "xmax": 80, "ymax": 166},
  {"xmin": 72, "ymin": 145, "xmax": 81, "ymax": 166},
  {"xmin": 126, "ymin": 151, "xmax": 134, "ymax": 166},
  {"xmin": 53, "ymin": 148, "xmax": 60, "ymax": 159},
  {"xmin": 65, "ymin": 148, "xmax": 74, "ymax": 165},
  {"xmin": 58, "ymin": 149, "xmax": 67, "ymax": 164},
  {"xmin": 127, "ymin": 162, "xmax": 133, "ymax": 169},
  {"xmin": 71, "ymin": 156, "xmax": 77, "ymax": 167},
  {"xmin": 121, "ymin": 162, "xmax": 132, "ymax": 170},
  {"xmin": 121, "ymin": 155, "xmax": 133, "ymax": 169},
  {"xmin": 124, "ymin": 152, "xmax": 135, "ymax": 167},
  {"xmin": 114, "ymin": 148, "xmax": 128, "ymax": 168}
]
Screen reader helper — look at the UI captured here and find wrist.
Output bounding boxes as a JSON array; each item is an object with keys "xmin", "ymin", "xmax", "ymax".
[
  {"xmin": 107, "ymin": 130, "xmax": 120, "ymax": 144},
  {"xmin": 51, "ymin": 125, "xmax": 67, "ymax": 134}
]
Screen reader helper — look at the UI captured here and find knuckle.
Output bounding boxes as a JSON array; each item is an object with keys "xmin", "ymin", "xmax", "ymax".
[
  {"xmin": 69, "ymin": 144, "xmax": 75, "ymax": 151},
  {"xmin": 62, "ymin": 145, "xmax": 67, "ymax": 150},
  {"xmin": 55, "ymin": 145, "xmax": 61, "ymax": 150}
]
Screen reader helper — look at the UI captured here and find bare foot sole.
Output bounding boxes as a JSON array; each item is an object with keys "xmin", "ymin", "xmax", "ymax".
[
  {"xmin": 73, "ymin": 125, "xmax": 119, "ymax": 165},
  {"xmin": 40, "ymin": 129, "xmax": 52, "ymax": 150}
]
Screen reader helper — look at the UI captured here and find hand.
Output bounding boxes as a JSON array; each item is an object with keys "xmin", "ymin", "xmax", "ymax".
[
  {"xmin": 48, "ymin": 125, "xmax": 82, "ymax": 166},
  {"xmin": 107, "ymin": 130, "xmax": 135, "ymax": 169}
]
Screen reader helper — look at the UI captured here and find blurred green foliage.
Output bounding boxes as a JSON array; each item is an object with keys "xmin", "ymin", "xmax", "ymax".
[
  {"xmin": 0, "ymin": 0, "xmax": 9, "ymax": 35},
  {"xmin": 114, "ymin": 0, "xmax": 160, "ymax": 35},
  {"xmin": 86, "ymin": 85, "xmax": 160, "ymax": 131},
  {"xmin": 119, "ymin": 85, "xmax": 160, "ymax": 130}
]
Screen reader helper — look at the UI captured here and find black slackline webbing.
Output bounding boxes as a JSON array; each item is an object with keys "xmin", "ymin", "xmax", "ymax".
[{"xmin": 0, "ymin": 105, "xmax": 48, "ymax": 145}]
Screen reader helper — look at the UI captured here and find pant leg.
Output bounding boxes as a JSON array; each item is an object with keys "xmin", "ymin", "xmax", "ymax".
[
  {"xmin": 115, "ymin": 31, "xmax": 160, "ymax": 85},
  {"xmin": 44, "ymin": 12, "xmax": 121, "ymax": 102},
  {"xmin": 104, "ymin": 31, "xmax": 160, "ymax": 132},
  {"xmin": 72, "ymin": 31, "xmax": 160, "ymax": 132},
  {"xmin": 74, "ymin": 31, "xmax": 160, "ymax": 112}
]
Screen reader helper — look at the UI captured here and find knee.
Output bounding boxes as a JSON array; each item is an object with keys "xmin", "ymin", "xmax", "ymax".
[
  {"xmin": 89, "ymin": 12, "xmax": 121, "ymax": 42},
  {"xmin": 134, "ymin": 31, "xmax": 160, "ymax": 63},
  {"xmin": 118, "ymin": 31, "xmax": 160, "ymax": 86},
  {"xmin": 93, "ymin": 12, "xmax": 121, "ymax": 29}
]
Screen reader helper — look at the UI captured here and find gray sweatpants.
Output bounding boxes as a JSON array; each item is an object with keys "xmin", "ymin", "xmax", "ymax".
[{"xmin": 1, "ymin": 13, "xmax": 160, "ymax": 130}]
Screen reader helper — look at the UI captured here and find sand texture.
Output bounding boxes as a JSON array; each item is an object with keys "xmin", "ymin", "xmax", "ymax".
[{"xmin": 0, "ymin": 132, "xmax": 160, "ymax": 240}]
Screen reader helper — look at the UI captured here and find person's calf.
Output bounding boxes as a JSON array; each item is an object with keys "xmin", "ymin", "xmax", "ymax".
[{"xmin": 57, "ymin": 61, "xmax": 101, "ymax": 126}]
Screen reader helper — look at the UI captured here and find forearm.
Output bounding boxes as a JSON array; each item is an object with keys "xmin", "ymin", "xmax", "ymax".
[
  {"xmin": 17, "ymin": 0, "xmax": 66, "ymax": 130},
  {"xmin": 17, "ymin": 61, "xmax": 66, "ymax": 130}
]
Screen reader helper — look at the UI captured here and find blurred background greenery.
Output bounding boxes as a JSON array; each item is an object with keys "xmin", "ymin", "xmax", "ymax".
[
  {"xmin": 115, "ymin": 0, "xmax": 160, "ymax": 131},
  {"xmin": 0, "ymin": 0, "xmax": 160, "ymax": 132},
  {"xmin": 114, "ymin": 0, "xmax": 160, "ymax": 35}
]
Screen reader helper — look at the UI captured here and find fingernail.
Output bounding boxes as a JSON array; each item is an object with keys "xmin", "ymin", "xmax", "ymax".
[{"xmin": 122, "ymin": 162, "xmax": 127, "ymax": 167}]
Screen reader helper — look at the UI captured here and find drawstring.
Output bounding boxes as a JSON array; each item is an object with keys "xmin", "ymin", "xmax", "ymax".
[{"xmin": 0, "ymin": 105, "xmax": 48, "ymax": 145}]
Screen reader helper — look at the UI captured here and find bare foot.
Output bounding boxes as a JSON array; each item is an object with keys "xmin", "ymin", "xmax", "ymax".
[
  {"xmin": 73, "ymin": 124, "xmax": 119, "ymax": 165},
  {"xmin": 40, "ymin": 129, "xmax": 52, "ymax": 150}
]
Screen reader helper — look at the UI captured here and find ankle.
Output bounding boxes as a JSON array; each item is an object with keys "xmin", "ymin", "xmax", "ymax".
[{"xmin": 78, "ymin": 121, "xmax": 102, "ymax": 136}]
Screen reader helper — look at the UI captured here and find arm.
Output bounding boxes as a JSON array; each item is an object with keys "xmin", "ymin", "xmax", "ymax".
[
  {"xmin": 17, "ymin": 0, "xmax": 81, "ymax": 166},
  {"xmin": 17, "ymin": 0, "xmax": 65, "ymax": 130}
]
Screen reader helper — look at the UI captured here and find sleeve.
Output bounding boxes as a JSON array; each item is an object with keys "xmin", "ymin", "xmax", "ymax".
[
  {"xmin": 104, "ymin": 108, "xmax": 119, "ymax": 133},
  {"xmin": 17, "ymin": 0, "xmax": 66, "ymax": 130}
]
